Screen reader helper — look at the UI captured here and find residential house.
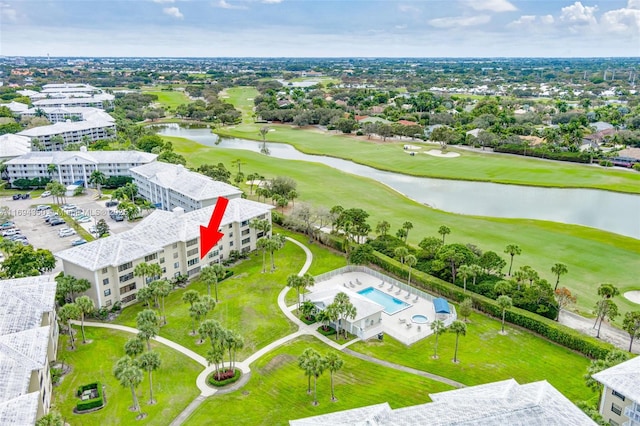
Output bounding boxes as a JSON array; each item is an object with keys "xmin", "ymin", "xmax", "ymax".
[
  {"xmin": 0, "ymin": 275, "xmax": 58, "ymax": 425},
  {"xmin": 593, "ymin": 356, "xmax": 640, "ymax": 426}
]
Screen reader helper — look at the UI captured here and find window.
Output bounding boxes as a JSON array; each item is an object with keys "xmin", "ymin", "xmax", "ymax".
[
  {"xmin": 228, "ymin": 224, "xmax": 233, "ymax": 229},
  {"xmin": 187, "ymin": 248, "xmax": 198, "ymax": 257},
  {"xmin": 118, "ymin": 261, "xmax": 133, "ymax": 272},
  {"xmin": 188, "ymin": 266, "xmax": 201, "ymax": 276},
  {"xmin": 121, "ymin": 294, "xmax": 137, "ymax": 304},
  {"xmin": 187, "ymin": 258, "xmax": 199, "ymax": 267},
  {"xmin": 609, "ymin": 420, "xmax": 619, "ymax": 426},
  {"xmin": 104, "ymin": 289, "xmax": 111, "ymax": 296},
  {"xmin": 144, "ymin": 253, "xmax": 157, "ymax": 262},
  {"xmin": 242, "ymin": 237, "xmax": 250, "ymax": 245},
  {"xmin": 229, "ymin": 241, "xmax": 234, "ymax": 247},
  {"xmin": 119, "ymin": 272, "xmax": 134, "ymax": 283},
  {"xmin": 103, "ymin": 278, "xmax": 109, "ymax": 285},
  {"xmin": 229, "ymin": 232, "xmax": 234, "ymax": 238},
  {"xmin": 162, "ymin": 267, "xmax": 166, "ymax": 273},
  {"xmin": 241, "ymin": 220, "xmax": 249, "ymax": 227},
  {"xmin": 101, "ymin": 267, "xmax": 108, "ymax": 274},
  {"xmin": 611, "ymin": 403, "xmax": 622, "ymax": 416},
  {"xmin": 242, "ymin": 229, "xmax": 250, "ymax": 236},
  {"xmin": 172, "ymin": 243, "xmax": 178, "ymax": 249},
  {"xmin": 105, "ymin": 299, "xmax": 112, "ymax": 307},
  {"xmin": 119, "ymin": 283, "xmax": 136, "ymax": 295},
  {"xmin": 612, "ymin": 390, "xmax": 626, "ymax": 401},
  {"xmin": 186, "ymin": 238, "xmax": 198, "ymax": 247},
  {"xmin": 160, "ymin": 257, "xmax": 165, "ymax": 264},
  {"xmin": 173, "ymin": 252, "xmax": 179, "ymax": 259}
]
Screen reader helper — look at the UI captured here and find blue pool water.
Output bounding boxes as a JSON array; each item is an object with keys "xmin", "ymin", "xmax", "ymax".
[
  {"xmin": 358, "ymin": 287, "xmax": 411, "ymax": 315},
  {"xmin": 412, "ymin": 315, "xmax": 429, "ymax": 324}
]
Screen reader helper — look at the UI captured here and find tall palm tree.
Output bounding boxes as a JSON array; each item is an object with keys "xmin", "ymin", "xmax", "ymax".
[
  {"xmin": 189, "ymin": 302, "xmax": 209, "ymax": 336},
  {"xmin": 324, "ymin": 353, "xmax": 344, "ymax": 402},
  {"xmin": 402, "ymin": 221, "xmax": 413, "ymax": 243},
  {"xmin": 449, "ymin": 320, "xmax": 467, "ymax": 363},
  {"xmin": 298, "ymin": 348, "xmax": 318, "ymax": 395},
  {"xmin": 268, "ymin": 234, "xmax": 286, "ymax": 272},
  {"xmin": 75, "ymin": 296, "xmax": 95, "ymax": 344},
  {"xmin": 182, "ymin": 289, "xmax": 200, "ymax": 308},
  {"xmin": 124, "ymin": 338, "xmax": 144, "ymax": 359},
  {"xmin": 136, "ymin": 309, "xmax": 159, "ymax": 351},
  {"xmin": 287, "ymin": 274, "xmax": 305, "ymax": 311},
  {"xmin": 309, "ymin": 351, "xmax": 325, "ymax": 405},
  {"xmin": 497, "ymin": 295, "xmax": 513, "ymax": 334},
  {"xmin": 375, "ymin": 220, "xmax": 390, "ymax": 237},
  {"xmin": 200, "ymin": 265, "xmax": 220, "ymax": 300},
  {"xmin": 137, "ymin": 351, "xmax": 161, "ymax": 404},
  {"xmin": 438, "ymin": 225, "xmax": 451, "ymax": 244},
  {"xmin": 469, "ymin": 264, "xmax": 483, "ymax": 288},
  {"xmin": 394, "ymin": 246, "xmax": 408, "ymax": 264},
  {"xmin": 58, "ymin": 303, "xmax": 80, "ymax": 350},
  {"xmin": 47, "ymin": 164, "xmax": 58, "ymax": 182},
  {"xmin": 430, "ymin": 319, "xmax": 446, "ymax": 359},
  {"xmin": 457, "ymin": 264, "xmax": 472, "ymax": 293},
  {"xmin": 89, "ymin": 170, "xmax": 107, "ymax": 197},
  {"xmin": 551, "ymin": 263, "xmax": 568, "ymax": 291},
  {"xmin": 113, "ymin": 356, "xmax": 144, "ymax": 415},
  {"xmin": 405, "ymin": 254, "xmax": 417, "ymax": 287},
  {"xmin": 504, "ymin": 244, "xmax": 521, "ymax": 276}
]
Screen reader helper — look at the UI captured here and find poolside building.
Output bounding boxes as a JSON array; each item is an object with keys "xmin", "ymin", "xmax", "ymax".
[
  {"xmin": 0, "ymin": 275, "xmax": 59, "ymax": 424},
  {"xmin": 593, "ymin": 356, "xmax": 640, "ymax": 426},
  {"xmin": 290, "ymin": 379, "xmax": 596, "ymax": 425}
]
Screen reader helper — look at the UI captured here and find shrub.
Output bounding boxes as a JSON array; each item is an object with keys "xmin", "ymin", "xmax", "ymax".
[
  {"xmin": 633, "ymin": 163, "xmax": 640, "ymax": 172},
  {"xmin": 76, "ymin": 382, "xmax": 104, "ymax": 412},
  {"xmin": 300, "ymin": 315, "xmax": 316, "ymax": 325},
  {"xmin": 317, "ymin": 326, "xmax": 336, "ymax": 336},
  {"xmin": 599, "ymin": 160, "xmax": 613, "ymax": 167},
  {"xmin": 369, "ymin": 250, "xmax": 614, "ymax": 359},
  {"xmin": 208, "ymin": 368, "xmax": 241, "ymax": 387}
]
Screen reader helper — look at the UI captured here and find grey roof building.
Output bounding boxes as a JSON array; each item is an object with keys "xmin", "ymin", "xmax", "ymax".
[
  {"xmin": 0, "ymin": 134, "xmax": 31, "ymax": 161},
  {"xmin": 593, "ymin": 356, "xmax": 640, "ymax": 426}
]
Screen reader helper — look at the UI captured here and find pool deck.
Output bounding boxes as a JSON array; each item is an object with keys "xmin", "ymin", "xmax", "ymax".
[{"xmin": 312, "ymin": 271, "xmax": 447, "ymax": 345}]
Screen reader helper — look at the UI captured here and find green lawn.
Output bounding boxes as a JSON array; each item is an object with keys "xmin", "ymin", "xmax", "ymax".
[
  {"xmin": 184, "ymin": 336, "xmax": 454, "ymax": 425},
  {"xmin": 53, "ymin": 327, "xmax": 201, "ymax": 426},
  {"xmin": 351, "ymin": 310, "xmax": 595, "ymax": 403},
  {"xmin": 169, "ymin": 136, "xmax": 640, "ymax": 321},
  {"xmin": 143, "ymin": 90, "xmax": 190, "ymax": 110},
  {"xmin": 222, "ymin": 87, "xmax": 259, "ymax": 124},
  {"xmin": 113, "ymin": 240, "xmax": 302, "ymax": 359}
]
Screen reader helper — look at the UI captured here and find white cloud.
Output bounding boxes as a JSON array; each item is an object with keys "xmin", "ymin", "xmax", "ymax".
[
  {"xmin": 0, "ymin": 2, "xmax": 17, "ymax": 22},
  {"xmin": 153, "ymin": 0, "xmax": 175, "ymax": 3},
  {"xmin": 508, "ymin": 14, "xmax": 554, "ymax": 28},
  {"xmin": 540, "ymin": 14, "xmax": 555, "ymax": 25},
  {"xmin": 428, "ymin": 15, "xmax": 491, "ymax": 28},
  {"xmin": 629, "ymin": 0, "xmax": 640, "ymax": 9},
  {"xmin": 163, "ymin": 6, "xmax": 184, "ymax": 18},
  {"xmin": 216, "ymin": 0, "xmax": 247, "ymax": 9},
  {"xmin": 262, "ymin": 0, "xmax": 283, "ymax": 3},
  {"xmin": 560, "ymin": 2, "xmax": 598, "ymax": 25},
  {"xmin": 601, "ymin": 6, "xmax": 640, "ymax": 34},
  {"xmin": 399, "ymin": 4, "xmax": 421, "ymax": 13},
  {"xmin": 464, "ymin": 0, "xmax": 516, "ymax": 13}
]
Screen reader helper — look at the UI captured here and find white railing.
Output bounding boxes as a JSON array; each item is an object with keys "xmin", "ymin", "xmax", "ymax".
[{"xmin": 624, "ymin": 405, "xmax": 640, "ymax": 425}]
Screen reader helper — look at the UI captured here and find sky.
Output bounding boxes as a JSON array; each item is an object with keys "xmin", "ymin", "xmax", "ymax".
[{"xmin": 1, "ymin": 0, "xmax": 639, "ymax": 57}]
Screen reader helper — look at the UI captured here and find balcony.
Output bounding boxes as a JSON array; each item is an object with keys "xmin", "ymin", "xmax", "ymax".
[{"xmin": 624, "ymin": 406, "xmax": 640, "ymax": 425}]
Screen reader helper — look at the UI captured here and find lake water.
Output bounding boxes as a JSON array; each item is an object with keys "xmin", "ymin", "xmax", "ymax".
[{"xmin": 157, "ymin": 124, "xmax": 640, "ymax": 239}]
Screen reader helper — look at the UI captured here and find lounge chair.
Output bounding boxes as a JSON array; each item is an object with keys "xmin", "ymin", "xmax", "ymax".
[
  {"xmin": 389, "ymin": 285, "xmax": 394, "ymax": 291},
  {"xmin": 395, "ymin": 289, "xmax": 402, "ymax": 295},
  {"xmin": 344, "ymin": 283, "xmax": 348, "ymax": 288},
  {"xmin": 413, "ymin": 295, "xmax": 419, "ymax": 302},
  {"xmin": 399, "ymin": 318, "xmax": 406, "ymax": 323},
  {"xmin": 406, "ymin": 323, "xmax": 412, "ymax": 329},
  {"xmin": 417, "ymin": 325, "xmax": 422, "ymax": 332},
  {"xmin": 378, "ymin": 281, "xmax": 385, "ymax": 288},
  {"xmin": 349, "ymin": 281, "xmax": 355, "ymax": 288},
  {"xmin": 356, "ymin": 278, "xmax": 361, "ymax": 285},
  {"xmin": 404, "ymin": 293, "xmax": 411, "ymax": 300}
]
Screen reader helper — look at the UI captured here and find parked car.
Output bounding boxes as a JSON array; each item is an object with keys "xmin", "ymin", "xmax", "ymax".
[
  {"xmin": 2, "ymin": 229, "xmax": 20, "ymax": 237},
  {"xmin": 77, "ymin": 217, "xmax": 92, "ymax": 223},
  {"xmin": 12, "ymin": 194, "xmax": 22, "ymax": 200},
  {"xmin": 45, "ymin": 214, "xmax": 60, "ymax": 223},
  {"xmin": 20, "ymin": 193, "xmax": 30, "ymax": 199},
  {"xmin": 36, "ymin": 205, "xmax": 51, "ymax": 211},
  {"xmin": 40, "ymin": 191, "xmax": 51, "ymax": 198},
  {"xmin": 71, "ymin": 238, "xmax": 87, "ymax": 246},
  {"xmin": 50, "ymin": 218, "xmax": 66, "ymax": 226},
  {"xmin": 8, "ymin": 234, "xmax": 26, "ymax": 241},
  {"xmin": 58, "ymin": 228, "xmax": 77, "ymax": 238},
  {"xmin": 109, "ymin": 210, "xmax": 124, "ymax": 222},
  {"xmin": 0, "ymin": 222, "xmax": 15, "ymax": 230},
  {"xmin": 105, "ymin": 200, "xmax": 119, "ymax": 207}
]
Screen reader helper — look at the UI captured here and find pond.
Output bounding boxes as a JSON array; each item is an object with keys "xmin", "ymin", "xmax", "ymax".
[{"xmin": 157, "ymin": 124, "xmax": 640, "ymax": 239}]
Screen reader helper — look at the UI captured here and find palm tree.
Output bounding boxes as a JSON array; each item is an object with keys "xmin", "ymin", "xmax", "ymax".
[
  {"xmin": 134, "ymin": 263, "xmax": 151, "ymax": 289},
  {"xmin": 316, "ymin": 309, "xmax": 331, "ymax": 331},
  {"xmin": 113, "ymin": 356, "xmax": 144, "ymax": 415},
  {"xmin": 405, "ymin": 254, "xmax": 417, "ymax": 287},
  {"xmin": 155, "ymin": 280, "xmax": 172, "ymax": 325},
  {"xmin": 256, "ymin": 237, "xmax": 270, "ymax": 273},
  {"xmin": 136, "ymin": 309, "xmax": 159, "ymax": 351},
  {"xmin": 137, "ymin": 351, "xmax": 161, "ymax": 404},
  {"xmin": 298, "ymin": 348, "xmax": 318, "ymax": 395},
  {"xmin": 394, "ymin": 246, "xmax": 409, "ymax": 264},
  {"xmin": 324, "ymin": 352, "xmax": 344, "ymax": 402},
  {"xmin": 375, "ymin": 220, "xmax": 390, "ymax": 237},
  {"xmin": 189, "ymin": 302, "xmax": 209, "ymax": 336},
  {"xmin": 58, "ymin": 303, "xmax": 80, "ymax": 350},
  {"xmin": 259, "ymin": 126, "xmax": 270, "ymax": 141},
  {"xmin": 182, "ymin": 289, "xmax": 200, "ymax": 307},
  {"xmin": 124, "ymin": 338, "xmax": 144, "ymax": 359},
  {"xmin": 75, "ymin": 295, "xmax": 95, "ymax": 344},
  {"xmin": 493, "ymin": 280, "xmax": 512, "ymax": 296},
  {"xmin": 402, "ymin": 221, "xmax": 413, "ymax": 243},
  {"xmin": 268, "ymin": 234, "xmax": 286, "ymax": 272},
  {"xmin": 342, "ymin": 303, "xmax": 357, "ymax": 339},
  {"xmin": 457, "ymin": 264, "xmax": 472, "ymax": 293},
  {"xmin": 206, "ymin": 345, "xmax": 226, "ymax": 381},
  {"xmin": 504, "ymin": 244, "xmax": 521, "ymax": 276},
  {"xmin": 438, "ymin": 225, "xmax": 451, "ymax": 244},
  {"xmin": 287, "ymin": 274, "xmax": 305, "ymax": 311},
  {"xmin": 551, "ymin": 263, "xmax": 568, "ymax": 291},
  {"xmin": 430, "ymin": 319, "xmax": 446, "ymax": 359},
  {"xmin": 449, "ymin": 320, "xmax": 467, "ymax": 363},
  {"xmin": 47, "ymin": 164, "xmax": 58, "ymax": 182},
  {"xmin": 89, "ymin": 170, "xmax": 107, "ymax": 197},
  {"xmin": 200, "ymin": 295, "xmax": 217, "ymax": 319},
  {"xmin": 200, "ymin": 265, "xmax": 220, "ymax": 301},
  {"xmin": 497, "ymin": 295, "xmax": 513, "ymax": 334}
]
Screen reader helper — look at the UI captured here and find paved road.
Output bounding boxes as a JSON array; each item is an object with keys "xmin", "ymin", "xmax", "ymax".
[{"xmin": 559, "ymin": 310, "xmax": 638, "ymax": 354}]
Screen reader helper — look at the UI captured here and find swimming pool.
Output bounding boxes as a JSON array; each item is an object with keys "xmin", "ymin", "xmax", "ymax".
[
  {"xmin": 412, "ymin": 315, "xmax": 429, "ymax": 324},
  {"xmin": 358, "ymin": 287, "xmax": 411, "ymax": 315}
]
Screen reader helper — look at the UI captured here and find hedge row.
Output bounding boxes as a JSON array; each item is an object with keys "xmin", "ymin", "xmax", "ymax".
[
  {"xmin": 76, "ymin": 382, "xmax": 104, "ymax": 412},
  {"xmin": 369, "ymin": 250, "xmax": 614, "ymax": 359},
  {"xmin": 208, "ymin": 369, "xmax": 241, "ymax": 387},
  {"xmin": 494, "ymin": 144, "xmax": 592, "ymax": 163}
]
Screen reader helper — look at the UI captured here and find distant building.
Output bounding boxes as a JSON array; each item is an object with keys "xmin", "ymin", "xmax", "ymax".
[
  {"xmin": 593, "ymin": 356, "xmax": 640, "ymax": 426},
  {"xmin": 56, "ymin": 199, "xmax": 273, "ymax": 308},
  {"xmin": 290, "ymin": 379, "xmax": 596, "ymax": 425},
  {"xmin": 5, "ymin": 149, "xmax": 157, "ymax": 187},
  {"xmin": 17, "ymin": 117, "xmax": 116, "ymax": 151},
  {"xmin": 0, "ymin": 134, "xmax": 31, "ymax": 161},
  {"xmin": 0, "ymin": 275, "xmax": 58, "ymax": 425},
  {"xmin": 21, "ymin": 107, "xmax": 114, "ymax": 124},
  {"xmin": 41, "ymin": 83, "xmax": 101, "ymax": 95},
  {"xmin": 130, "ymin": 162, "xmax": 242, "ymax": 212},
  {"xmin": 32, "ymin": 93, "xmax": 114, "ymax": 110},
  {"xmin": 4, "ymin": 101, "xmax": 29, "ymax": 114}
]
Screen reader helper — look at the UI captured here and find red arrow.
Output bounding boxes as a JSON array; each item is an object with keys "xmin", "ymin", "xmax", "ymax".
[{"xmin": 200, "ymin": 197, "xmax": 229, "ymax": 259}]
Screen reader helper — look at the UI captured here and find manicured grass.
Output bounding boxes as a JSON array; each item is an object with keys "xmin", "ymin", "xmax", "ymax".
[
  {"xmin": 169, "ymin": 137, "xmax": 640, "ymax": 321},
  {"xmin": 184, "ymin": 336, "xmax": 454, "ymax": 425},
  {"xmin": 113, "ymin": 241, "xmax": 302, "ymax": 359},
  {"xmin": 351, "ymin": 310, "xmax": 595, "ymax": 403},
  {"xmin": 215, "ymin": 122, "xmax": 640, "ymax": 194},
  {"xmin": 222, "ymin": 87, "xmax": 259, "ymax": 124},
  {"xmin": 143, "ymin": 90, "xmax": 190, "ymax": 110},
  {"xmin": 53, "ymin": 327, "xmax": 201, "ymax": 426}
]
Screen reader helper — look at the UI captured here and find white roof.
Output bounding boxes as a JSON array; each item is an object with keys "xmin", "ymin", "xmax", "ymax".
[
  {"xmin": 290, "ymin": 403, "xmax": 392, "ymax": 426},
  {"xmin": 0, "ymin": 134, "xmax": 31, "ymax": 159},
  {"xmin": 22, "ymin": 106, "xmax": 114, "ymax": 123},
  {"xmin": 131, "ymin": 162, "xmax": 242, "ymax": 201},
  {"xmin": 42, "ymin": 83, "xmax": 95, "ymax": 90},
  {"xmin": 306, "ymin": 288, "xmax": 384, "ymax": 321},
  {"xmin": 0, "ymin": 275, "xmax": 56, "ymax": 336},
  {"xmin": 4, "ymin": 101, "xmax": 29, "ymax": 113},
  {"xmin": 6, "ymin": 150, "xmax": 157, "ymax": 166},
  {"xmin": 32, "ymin": 93, "xmax": 114, "ymax": 107},
  {"xmin": 593, "ymin": 356, "xmax": 640, "ymax": 403},
  {"xmin": 0, "ymin": 392, "xmax": 39, "ymax": 425},
  {"xmin": 290, "ymin": 380, "xmax": 596, "ymax": 426},
  {"xmin": 56, "ymin": 198, "xmax": 273, "ymax": 270},
  {"xmin": 16, "ymin": 89, "xmax": 41, "ymax": 98},
  {"xmin": 17, "ymin": 118, "xmax": 115, "ymax": 138}
]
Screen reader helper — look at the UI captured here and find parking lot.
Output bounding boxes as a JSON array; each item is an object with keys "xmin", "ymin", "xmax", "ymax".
[{"xmin": 2, "ymin": 192, "xmax": 139, "ymax": 272}]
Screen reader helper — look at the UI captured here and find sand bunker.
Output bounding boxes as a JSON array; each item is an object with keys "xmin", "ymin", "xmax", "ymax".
[
  {"xmin": 403, "ymin": 145, "xmax": 423, "ymax": 150},
  {"xmin": 624, "ymin": 291, "xmax": 640, "ymax": 304},
  {"xmin": 425, "ymin": 150, "xmax": 460, "ymax": 158},
  {"xmin": 247, "ymin": 98, "xmax": 254, "ymax": 100}
]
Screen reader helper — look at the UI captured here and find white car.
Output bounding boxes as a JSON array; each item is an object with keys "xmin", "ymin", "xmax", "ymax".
[
  {"xmin": 76, "ymin": 217, "xmax": 91, "ymax": 223},
  {"xmin": 40, "ymin": 191, "xmax": 51, "ymax": 198},
  {"xmin": 58, "ymin": 228, "xmax": 77, "ymax": 238},
  {"xmin": 2, "ymin": 229, "xmax": 20, "ymax": 237},
  {"xmin": 36, "ymin": 205, "xmax": 51, "ymax": 211}
]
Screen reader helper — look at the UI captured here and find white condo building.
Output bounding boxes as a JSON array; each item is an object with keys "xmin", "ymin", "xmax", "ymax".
[
  {"xmin": 0, "ymin": 134, "xmax": 31, "ymax": 161},
  {"xmin": 0, "ymin": 276, "xmax": 59, "ymax": 425},
  {"xmin": 41, "ymin": 83, "xmax": 101, "ymax": 95},
  {"xmin": 21, "ymin": 106, "xmax": 114, "ymax": 124},
  {"xmin": 56, "ymin": 198, "xmax": 273, "ymax": 308},
  {"xmin": 5, "ymin": 149, "xmax": 157, "ymax": 187},
  {"xmin": 594, "ymin": 356, "xmax": 640, "ymax": 426},
  {"xmin": 17, "ymin": 117, "xmax": 116, "ymax": 151},
  {"xmin": 130, "ymin": 162, "xmax": 243, "ymax": 212},
  {"xmin": 31, "ymin": 93, "xmax": 114, "ymax": 110}
]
